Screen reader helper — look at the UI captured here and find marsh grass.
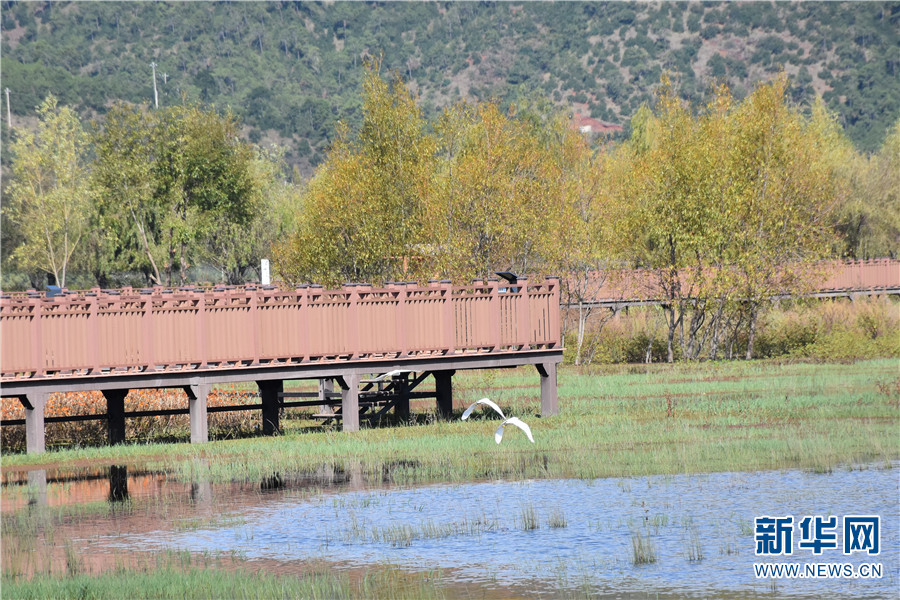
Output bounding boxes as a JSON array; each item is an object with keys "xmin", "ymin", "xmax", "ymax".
[
  {"xmin": 519, "ymin": 503, "xmax": 540, "ymax": 531},
  {"xmin": 354, "ymin": 514, "xmax": 500, "ymax": 547},
  {"xmin": 631, "ymin": 530, "xmax": 657, "ymax": 565},
  {"xmin": 3, "ymin": 360, "xmax": 897, "ymax": 489},
  {"xmin": 685, "ymin": 525, "xmax": 704, "ymax": 562},
  {"xmin": 3, "ymin": 359, "xmax": 896, "ymax": 600},
  {"xmin": 547, "ymin": 508, "xmax": 568, "ymax": 528},
  {"xmin": 1, "ymin": 550, "xmax": 448, "ymax": 600}
]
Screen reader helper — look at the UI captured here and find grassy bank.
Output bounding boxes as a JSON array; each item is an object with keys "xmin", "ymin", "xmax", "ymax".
[
  {"xmin": 3, "ymin": 359, "xmax": 897, "ymax": 482},
  {"xmin": 1, "ymin": 551, "xmax": 447, "ymax": 600}
]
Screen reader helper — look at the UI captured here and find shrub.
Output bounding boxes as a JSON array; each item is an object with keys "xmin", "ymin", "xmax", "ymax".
[
  {"xmin": 563, "ymin": 296, "xmax": 898, "ymax": 365},
  {"xmin": 1, "ymin": 387, "xmax": 262, "ymax": 452}
]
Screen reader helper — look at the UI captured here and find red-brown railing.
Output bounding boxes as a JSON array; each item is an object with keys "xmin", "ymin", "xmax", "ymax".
[
  {"xmin": 0, "ymin": 279, "xmax": 560, "ymax": 380},
  {"xmin": 570, "ymin": 259, "xmax": 900, "ymax": 304}
]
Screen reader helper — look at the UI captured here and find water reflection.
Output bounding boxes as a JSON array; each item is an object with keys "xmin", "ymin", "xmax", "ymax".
[
  {"xmin": 26, "ymin": 469, "xmax": 47, "ymax": 506},
  {"xmin": 2, "ymin": 463, "xmax": 897, "ymax": 599},
  {"xmin": 105, "ymin": 465, "xmax": 900, "ymax": 599},
  {"xmin": 108, "ymin": 465, "xmax": 129, "ymax": 502},
  {"xmin": 190, "ymin": 459, "xmax": 212, "ymax": 505}
]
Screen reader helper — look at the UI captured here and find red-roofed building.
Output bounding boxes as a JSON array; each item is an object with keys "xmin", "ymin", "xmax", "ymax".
[{"xmin": 572, "ymin": 114, "xmax": 624, "ymax": 135}]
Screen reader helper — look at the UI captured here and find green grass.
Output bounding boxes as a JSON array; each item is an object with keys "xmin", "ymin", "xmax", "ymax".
[
  {"xmin": 1, "ymin": 551, "xmax": 447, "ymax": 600},
  {"xmin": 2, "ymin": 359, "xmax": 897, "ymax": 485}
]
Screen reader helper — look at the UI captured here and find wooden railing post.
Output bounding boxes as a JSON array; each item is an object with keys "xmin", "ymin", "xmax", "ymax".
[
  {"xmin": 249, "ymin": 289, "xmax": 260, "ymax": 365},
  {"xmin": 546, "ymin": 276, "xmax": 561, "ymax": 347},
  {"xmin": 196, "ymin": 291, "xmax": 207, "ymax": 369},
  {"xmin": 31, "ymin": 300, "xmax": 44, "ymax": 377},
  {"xmin": 489, "ymin": 279, "xmax": 501, "ymax": 351},
  {"xmin": 298, "ymin": 286, "xmax": 310, "ymax": 361},
  {"xmin": 517, "ymin": 278, "xmax": 530, "ymax": 349},
  {"xmin": 390, "ymin": 282, "xmax": 408, "ymax": 357},
  {"xmin": 88, "ymin": 293, "xmax": 100, "ymax": 374},
  {"xmin": 142, "ymin": 292, "xmax": 154, "ymax": 371},
  {"xmin": 346, "ymin": 284, "xmax": 360, "ymax": 359},
  {"xmin": 441, "ymin": 280, "xmax": 455, "ymax": 354}
]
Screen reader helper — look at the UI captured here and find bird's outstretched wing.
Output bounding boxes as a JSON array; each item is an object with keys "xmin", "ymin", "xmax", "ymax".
[
  {"xmin": 461, "ymin": 398, "xmax": 506, "ymax": 421},
  {"xmin": 495, "ymin": 417, "xmax": 535, "ymax": 444},
  {"xmin": 371, "ymin": 369, "xmax": 407, "ymax": 382}
]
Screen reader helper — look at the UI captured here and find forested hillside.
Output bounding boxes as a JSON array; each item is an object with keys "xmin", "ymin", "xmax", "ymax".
[{"xmin": 2, "ymin": 1, "xmax": 898, "ymax": 174}]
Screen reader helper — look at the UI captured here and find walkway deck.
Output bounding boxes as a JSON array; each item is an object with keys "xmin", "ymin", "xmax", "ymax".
[{"xmin": 1, "ymin": 279, "xmax": 563, "ymax": 453}]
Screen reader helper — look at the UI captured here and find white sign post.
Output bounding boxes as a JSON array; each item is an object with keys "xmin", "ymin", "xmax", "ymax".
[{"xmin": 260, "ymin": 259, "xmax": 270, "ymax": 285}]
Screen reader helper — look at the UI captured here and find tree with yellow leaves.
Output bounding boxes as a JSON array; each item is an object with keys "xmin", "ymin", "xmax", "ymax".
[
  {"xmin": 617, "ymin": 75, "xmax": 841, "ymax": 361},
  {"xmin": 6, "ymin": 95, "xmax": 92, "ymax": 288},
  {"xmin": 276, "ymin": 61, "xmax": 436, "ymax": 286}
]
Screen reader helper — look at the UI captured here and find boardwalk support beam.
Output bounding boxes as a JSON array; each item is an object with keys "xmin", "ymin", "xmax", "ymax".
[
  {"xmin": 103, "ymin": 389, "xmax": 128, "ymax": 445},
  {"xmin": 257, "ymin": 380, "xmax": 283, "ymax": 435},
  {"xmin": 435, "ymin": 370, "xmax": 454, "ymax": 419},
  {"xmin": 185, "ymin": 383, "xmax": 210, "ymax": 443},
  {"xmin": 396, "ymin": 373, "xmax": 411, "ymax": 421},
  {"xmin": 20, "ymin": 392, "xmax": 48, "ymax": 454},
  {"xmin": 338, "ymin": 373, "xmax": 360, "ymax": 433},
  {"xmin": 537, "ymin": 362, "xmax": 558, "ymax": 417}
]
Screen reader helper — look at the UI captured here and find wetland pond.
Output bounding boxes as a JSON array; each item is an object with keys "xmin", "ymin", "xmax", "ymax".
[{"xmin": 3, "ymin": 461, "xmax": 897, "ymax": 599}]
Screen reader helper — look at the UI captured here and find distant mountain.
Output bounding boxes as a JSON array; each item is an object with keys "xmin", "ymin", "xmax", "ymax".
[{"xmin": 2, "ymin": 1, "xmax": 898, "ymax": 174}]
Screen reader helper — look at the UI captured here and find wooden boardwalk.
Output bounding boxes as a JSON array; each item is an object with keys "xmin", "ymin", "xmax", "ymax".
[
  {"xmin": 564, "ymin": 259, "xmax": 900, "ymax": 309},
  {"xmin": 1, "ymin": 279, "xmax": 563, "ymax": 453}
]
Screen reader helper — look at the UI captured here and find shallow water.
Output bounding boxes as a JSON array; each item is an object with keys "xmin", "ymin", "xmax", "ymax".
[{"xmin": 3, "ymin": 463, "xmax": 898, "ymax": 598}]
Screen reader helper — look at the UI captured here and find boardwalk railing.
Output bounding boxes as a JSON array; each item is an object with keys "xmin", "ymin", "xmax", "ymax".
[
  {"xmin": 1, "ymin": 278, "xmax": 560, "ymax": 381},
  {"xmin": 567, "ymin": 259, "xmax": 900, "ymax": 307}
]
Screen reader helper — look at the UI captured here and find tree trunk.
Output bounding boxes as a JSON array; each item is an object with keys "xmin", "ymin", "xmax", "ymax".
[
  {"xmin": 685, "ymin": 302, "xmax": 707, "ymax": 360},
  {"xmin": 179, "ymin": 240, "xmax": 188, "ymax": 284},
  {"xmin": 745, "ymin": 304, "xmax": 760, "ymax": 360},
  {"xmin": 709, "ymin": 302, "xmax": 727, "ymax": 360},
  {"xmin": 130, "ymin": 207, "xmax": 162, "ymax": 285},
  {"xmin": 664, "ymin": 305, "xmax": 677, "ymax": 363},
  {"xmin": 574, "ymin": 301, "xmax": 588, "ymax": 366}
]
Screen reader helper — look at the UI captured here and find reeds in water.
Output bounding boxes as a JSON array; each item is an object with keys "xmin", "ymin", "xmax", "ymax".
[
  {"xmin": 631, "ymin": 530, "xmax": 657, "ymax": 565},
  {"xmin": 547, "ymin": 508, "xmax": 568, "ymax": 529},
  {"xmin": 519, "ymin": 503, "xmax": 539, "ymax": 531}
]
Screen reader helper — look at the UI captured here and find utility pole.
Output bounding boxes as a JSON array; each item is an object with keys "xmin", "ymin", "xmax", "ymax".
[
  {"xmin": 151, "ymin": 62, "xmax": 159, "ymax": 109},
  {"xmin": 4, "ymin": 88, "xmax": 10, "ymax": 131}
]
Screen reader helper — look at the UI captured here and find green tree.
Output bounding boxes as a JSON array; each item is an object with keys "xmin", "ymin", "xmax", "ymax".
[
  {"xmin": 198, "ymin": 147, "xmax": 298, "ymax": 284},
  {"xmin": 91, "ymin": 102, "xmax": 165, "ymax": 285},
  {"xmin": 834, "ymin": 118, "xmax": 900, "ymax": 258},
  {"xmin": 727, "ymin": 77, "xmax": 840, "ymax": 358},
  {"xmin": 428, "ymin": 101, "xmax": 571, "ymax": 282},
  {"xmin": 92, "ymin": 101, "xmax": 272, "ymax": 286},
  {"xmin": 276, "ymin": 62, "xmax": 436, "ymax": 286},
  {"xmin": 155, "ymin": 103, "xmax": 263, "ymax": 284},
  {"xmin": 6, "ymin": 95, "xmax": 92, "ymax": 288},
  {"xmin": 618, "ymin": 76, "xmax": 841, "ymax": 361}
]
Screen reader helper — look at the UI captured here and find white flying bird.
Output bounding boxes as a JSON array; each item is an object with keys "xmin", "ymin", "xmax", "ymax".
[
  {"xmin": 370, "ymin": 369, "xmax": 409, "ymax": 382},
  {"xmin": 461, "ymin": 397, "xmax": 506, "ymax": 421},
  {"xmin": 461, "ymin": 398, "xmax": 534, "ymax": 444},
  {"xmin": 494, "ymin": 416, "xmax": 534, "ymax": 444}
]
